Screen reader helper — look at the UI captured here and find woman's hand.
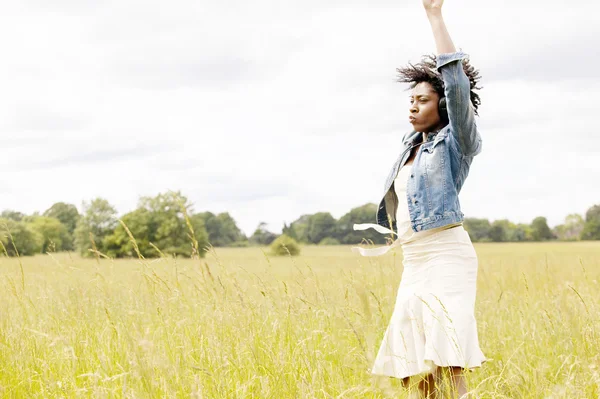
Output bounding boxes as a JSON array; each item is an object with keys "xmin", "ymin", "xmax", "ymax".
[
  {"xmin": 422, "ymin": 0, "xmax": 444, "ymax": 11},
  {"xmin": 423, "ymin": 0, "xmax": 454, "ymax": 54}
]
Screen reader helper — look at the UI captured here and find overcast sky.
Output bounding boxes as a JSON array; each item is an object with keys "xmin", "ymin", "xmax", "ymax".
[{"xmin": 1, "ymin": 0, "xmax": 598, "ymax": 237}]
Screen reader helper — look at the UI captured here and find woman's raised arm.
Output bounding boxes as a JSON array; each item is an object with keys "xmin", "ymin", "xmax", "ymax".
[
  {"xmin": 423, "ymin": 0, "xmax": 455, "ymax": 54},
  {"xmin": 423, "ymin": 0, "xmax": 482, "ymax": 157}
]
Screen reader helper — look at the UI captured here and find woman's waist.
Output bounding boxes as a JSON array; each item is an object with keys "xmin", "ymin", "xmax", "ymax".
[
  {"xmin": 350, "ymin": 220, "xmax": 469, "ymax": 258},
  {"xmin": 399, "ymin": 223, "xmax": 467, "ymax": 247}
]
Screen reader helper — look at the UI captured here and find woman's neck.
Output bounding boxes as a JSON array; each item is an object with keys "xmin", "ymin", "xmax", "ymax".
[{"xmin": 422, "ymin": 128, "xmax": 441, "ymax": 142}]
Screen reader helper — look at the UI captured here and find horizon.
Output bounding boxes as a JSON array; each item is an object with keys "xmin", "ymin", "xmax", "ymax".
[{"xmin": 0, "ymin": 195, "xmax": 590, "ymax": 238}]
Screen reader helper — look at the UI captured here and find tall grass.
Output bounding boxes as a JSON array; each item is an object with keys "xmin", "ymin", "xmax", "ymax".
[{"xmin": 0, "ymin": 242, "xmax": 598, "ymax": 398}]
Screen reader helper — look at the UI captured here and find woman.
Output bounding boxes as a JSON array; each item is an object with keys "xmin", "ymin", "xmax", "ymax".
[{"xmin": 351, "ymin": 0, "xmax": 485, "ymax": 397}]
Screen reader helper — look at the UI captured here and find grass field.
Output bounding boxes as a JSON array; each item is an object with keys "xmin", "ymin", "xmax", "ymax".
[{"xmin": 0, "ymin": 242, "xmax": 599, "ymax": 398}]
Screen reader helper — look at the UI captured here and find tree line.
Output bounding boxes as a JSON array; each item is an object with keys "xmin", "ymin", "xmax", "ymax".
[
  {"xmin": 1, "ymin": 191, "xmax": 599, "ymax": 257},
  {"xmin": 281, "ymin": 206, "xmax": 600, "ymax": 244}
]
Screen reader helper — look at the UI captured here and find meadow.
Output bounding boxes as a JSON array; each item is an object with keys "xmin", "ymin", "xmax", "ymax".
[{"xmin": 0, "ymin": 242, "xmax": 599, "ymax": 398}]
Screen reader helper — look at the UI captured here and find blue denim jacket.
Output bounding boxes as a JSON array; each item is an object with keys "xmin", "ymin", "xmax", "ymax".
[{"xmin": 352, "ymin": 51, "xmax": 482, "ymax": 255}]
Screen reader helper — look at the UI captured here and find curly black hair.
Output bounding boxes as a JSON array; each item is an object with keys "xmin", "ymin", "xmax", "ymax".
[{"xmin": 396, "ymin": 54, "xmax": 482, "ymax": 115}]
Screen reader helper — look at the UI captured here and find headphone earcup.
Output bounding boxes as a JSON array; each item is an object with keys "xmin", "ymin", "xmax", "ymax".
[{"xmin": 439, "ymin": 97, "xmax": 448, "ymax": 122}]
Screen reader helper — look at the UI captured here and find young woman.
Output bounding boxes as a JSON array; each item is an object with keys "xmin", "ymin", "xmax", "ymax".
[{"xmin": 352, "ymin": 0, "xmax": 485, "ymax": 397}]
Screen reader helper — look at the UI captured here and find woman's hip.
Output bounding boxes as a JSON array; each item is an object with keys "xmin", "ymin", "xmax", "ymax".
[{"xmin": 398, "ymin": 225, "xmax": 479, "ymax": 296}]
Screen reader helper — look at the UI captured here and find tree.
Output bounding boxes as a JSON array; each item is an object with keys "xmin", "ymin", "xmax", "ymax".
[
  {"xmin": 0, "ymin": 219, "xmax": 43, "ymax": 256},
  {"xmin": 282, "ymin": 222, "xmax": 299, "ymax": 241},
  {"xmin": 486, "ymin": 219, "xmax": 524, "ymax": 242},
  {"xmin": 195, "ymin": 212, "xmax": 246, "ymax": 247},
  {"xmin": 103, "ymin": 208, "xmax": 154, "ymax": 258},
  {"xmin": 104, "ymin": 192, "xmax": 209, "ymax": 258},
  {"xmin": 488, "ymin": 220, "xmax": 508, "ymax": 242},
  {"xmin": 513, "ymin": 223, "xmax": 534, "ymax": 241},
  {"xmin": 306, "ymin": 212, "xmax": 337, "ymax": 244},
  {"xmin": 553, "ymin": 214, "xmax": 584, "ymax": 241},
  {"xmin": 249, "ymin": 222, "xmax": 277, "ymax": 246},
  {"xmin": 43, "ymin": 202, "xmax": 80, "ymax": 236},
  {"xmin": 0, "ymin": 210, "xmax": 25, "ymax": 222},
  {"xmin": 26, "ymin": 216, "xmax": 70, "ymax": 253},
  {"xmin": 463, "ymin": 218, "xmax": 491, "ymax": 242},
  {"xmin": 335, "ymin": 204, "xmax": 388, "ymax": 245},
  {"xmin": 530, "ymin": 216, "xmax": 554, "ymax": 241},
  {"xmin": 581, "ymin": 205, "xmax": 600, "ymax": 240},
  {"xmin": 133, "ymin": 191, "xmax": 209, "ymax": 257},
  {"xmin": 74, "ymin": 198, "xmax": 118, "ymax": 257},
  {"xmin": 287, "ymin": 215, "xmax": 311, "ymax": 243}
]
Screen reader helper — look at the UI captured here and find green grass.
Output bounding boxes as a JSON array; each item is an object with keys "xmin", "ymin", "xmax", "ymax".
[{"xmin": 0, "ymin": 242, "xmax": 599, "ymax": 398}]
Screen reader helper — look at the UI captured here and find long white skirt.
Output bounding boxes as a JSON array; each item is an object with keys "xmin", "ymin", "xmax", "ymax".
[{"xmin": 370, "ymin": 225, "xmax": 486, "ymax": 379}]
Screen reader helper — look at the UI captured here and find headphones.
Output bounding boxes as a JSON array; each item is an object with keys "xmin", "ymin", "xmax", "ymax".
[{"xmin": 439, "ymin": 97, "xmax": 448, "ymax": 123}]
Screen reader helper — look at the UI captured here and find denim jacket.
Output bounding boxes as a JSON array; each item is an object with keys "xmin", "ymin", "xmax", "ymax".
[{"xmin": 352, "ymin": 51, "xmax": 482, "ymax": 256}]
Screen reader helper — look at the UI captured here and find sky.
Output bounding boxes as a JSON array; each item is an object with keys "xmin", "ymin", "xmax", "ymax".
[{"xmin": 0, "ymin": 0, "xmax": 598, "ymax": 237}]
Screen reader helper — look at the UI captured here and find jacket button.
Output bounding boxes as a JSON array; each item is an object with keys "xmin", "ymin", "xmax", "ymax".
[{"xmin": 410, "ymin": 174, "xmax": 414, "ymax": 178}]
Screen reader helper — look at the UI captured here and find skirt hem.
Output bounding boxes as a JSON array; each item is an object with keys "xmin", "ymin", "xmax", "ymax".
[{"xmin": 370, "ymin": 357, "xmax": 487, "ymax": 380}]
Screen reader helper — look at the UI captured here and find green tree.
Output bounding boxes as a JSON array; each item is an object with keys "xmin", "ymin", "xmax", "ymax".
[
  {"xmin": 74, "ymin": 198, "xmax": 118, "ymax": 257},
  {"xmin": 0, "ymin": 210, "xmax": 25, "ymax": 222},
  {"xmin": 487, "ymin": 219, "xmax": 524, "ymax": 242},
  {"xmin": 105, "ymin": 206, "xmax": 209, "ymax": 258},
  {"xmin": 335, "ymin": 204, "xmax": 388, "ymax": 245},
  {"xmin": 513, "ymin": 224, "xmax": 534, "ymax": 241},
  {"xmin": 531, "ymin": 216, "xmax": 554, "ymax": 241},
  {"xmin": 195, "ymin": 212, "xmax": 246, "ymax": 247},
  {"xmin": 249, "ymin": 222, "xmax": 277, "ymax": 246},
  {"xmin": 132, "ymin": 191, "xmax": 209, "ymax": 257},
  {"xmin": 0, "ymin": 219, "xmax": 43, "ymax": 256},
  {"xmin": 282, "ymin": 222, "xmax": 299, "ymax": 241},
  {"xmin": 103, "ymin": 208, "xmax": 154, "ymax": 258},
  {"xmin": 488, "ymin": 220, "xmax": 508, "ymax": 242},
  {"xmin": 43, "ymin": 202, "xmax": 80, "ymax": 237},
  {"xmin": 26, "ymin": 216, "xmax": 70, "ymax": 253},
  {"xmin": 463, "ymin": 218, "xmax": 491, "ymax": 242},
  {"xmin": 287, "ymin": 215, "xmax": 311, "ymax": 243},
  {"xmin": 553, "ymin": 214, "xmax": 584, "ymax": 241},
  {"xmin": 581, "ymin": 205, "xmax": 600, "ymax": 240},
  {"xmin": 306, "ymin": 212, "xmax": 336, "ymax": 244}
]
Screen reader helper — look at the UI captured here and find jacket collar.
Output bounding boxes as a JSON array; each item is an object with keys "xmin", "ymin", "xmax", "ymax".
[
  {"xmin": 402, "ymin": 130, "xmax": 422, "ymax": 146},
  {"xmin": 402, "ymin": 125, "xmax": 449, "ymax": 147}
]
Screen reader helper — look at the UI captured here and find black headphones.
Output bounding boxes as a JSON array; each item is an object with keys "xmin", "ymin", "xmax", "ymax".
[{"xmin": 439, "ymin": 97, "xmax": 448, "ymax": 123}]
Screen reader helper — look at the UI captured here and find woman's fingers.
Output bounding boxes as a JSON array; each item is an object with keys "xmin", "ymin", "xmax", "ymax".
[{"xmin": 422, "ymin": 0, "xmax": 444, "ymax": 10}]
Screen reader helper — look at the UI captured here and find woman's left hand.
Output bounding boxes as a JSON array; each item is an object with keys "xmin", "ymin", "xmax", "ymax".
[{"xmin": 422, "ymin": 0, "xmax": 444, "ymax": 11}]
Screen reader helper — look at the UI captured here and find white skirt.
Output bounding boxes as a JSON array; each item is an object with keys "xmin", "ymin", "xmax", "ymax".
[{"xmin": 370, "ymin": 225, "xmax": 486, "ymax": 379}]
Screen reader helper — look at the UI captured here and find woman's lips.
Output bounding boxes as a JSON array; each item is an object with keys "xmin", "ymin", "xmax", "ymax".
[{"xmin": 409, "ymin": 117, "xmax": 417, "ymax": 124}]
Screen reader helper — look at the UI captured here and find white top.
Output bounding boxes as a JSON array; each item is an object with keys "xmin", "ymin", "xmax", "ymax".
[{"xmin": 393, "ymin": 164, "xmax": 416, "ymax": 241}]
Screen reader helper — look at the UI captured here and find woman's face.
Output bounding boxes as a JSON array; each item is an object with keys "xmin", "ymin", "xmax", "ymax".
[{"xmin": 408, "ymin": 82, "xmax": 444, "ymax": 133}]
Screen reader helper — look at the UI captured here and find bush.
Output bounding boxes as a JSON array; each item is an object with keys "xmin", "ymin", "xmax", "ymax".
[
  {"xmin": 269, "ymin": 234, "xmax": 301, "ymax": 256},
  {"xmin": 318, "ymin": 237, "xmax": 340, "ymax": 245},
  {"xmin": 0, "ymin": 218, "xmax": 43, "ymax": 256}
]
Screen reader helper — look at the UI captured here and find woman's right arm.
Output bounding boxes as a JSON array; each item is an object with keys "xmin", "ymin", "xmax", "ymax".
[
  {"xmin": 423, "ymin": 1, "xmax": 482, "ymax": 157},
  {"xmin": 423, "ymin": 0, "xmax": 455, "ymax": 54}
]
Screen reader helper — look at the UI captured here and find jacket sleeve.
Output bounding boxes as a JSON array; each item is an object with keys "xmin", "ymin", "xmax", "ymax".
[{"xmin": 437, "ymin": 51, "xmax": 482, "ymax": 157}]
